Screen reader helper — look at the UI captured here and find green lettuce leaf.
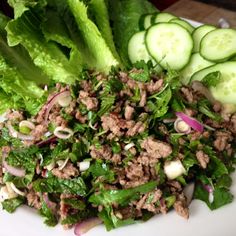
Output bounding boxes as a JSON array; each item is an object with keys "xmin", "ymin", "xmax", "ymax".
[
  {"xmin": 88, "ymin": 0, "xmax": 120, "ymax": 62},
  {"xmin": 67, "ymin": 0, "xmax": 119, "ymax": 73},
  {"xmin": 6, "ymin": 7, "xmax": 81, "ymax": 84}
]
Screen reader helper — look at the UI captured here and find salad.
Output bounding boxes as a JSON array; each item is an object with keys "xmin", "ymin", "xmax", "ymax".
[{"xmin": 0, "ymin": 0, "xmax": 236, "ymax": 236}]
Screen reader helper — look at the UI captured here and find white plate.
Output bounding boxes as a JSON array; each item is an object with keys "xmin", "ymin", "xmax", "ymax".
[{"xmin": 1, "ymin": 19, "xmax": 236, "ymax": 236}]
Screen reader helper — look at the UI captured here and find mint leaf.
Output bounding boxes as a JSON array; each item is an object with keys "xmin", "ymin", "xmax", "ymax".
[
  {"xmin": 39, "ymin": 200, "xmax": 58, "ymax": 227},
  {"xmin": 89, "ymin": 181, "xmax": 157, "ymax": 206},
  {"xmin": 2, "ymin": 197, "xmax": 25, "ymax": 213},
  {"xmin": 33, "ymin": 175, "xmax": 87, "ymax": 196}
]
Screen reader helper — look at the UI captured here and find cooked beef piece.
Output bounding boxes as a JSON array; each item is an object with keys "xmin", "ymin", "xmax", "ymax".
[
  {"xmin": 196, "ymin": 150, "xmax": 210, "ymax": 169},
  {"xmin": 90, "ymin": 144, "xmax": 112, "ymax": 160},
  {"xmin": 214, "ymin": 131, "xmax": 233, "ymax": 151},
  {"xmin": 146, "ymin": 79, "xmax": 164, "ymax": 94},
  {"xmin": 52, "ymin": 162, "xmax": 79, "ymax": 179},
  {"xmin": 79, "ymin": 91, "xmax": 98, "ymax": 111},
  {"xmin": 141, "ymin": 137, "xmax": 172, "ymax": 159},
  {"xmin": 27, "ymin": 190, "xmax": 42, "ymax": 209},
  {"xmin": 124, "ymin": 105, "xmax": 135, "ymax": 120}
]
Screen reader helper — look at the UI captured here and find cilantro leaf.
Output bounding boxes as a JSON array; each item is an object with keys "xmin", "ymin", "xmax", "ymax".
[
  {"xmin": 97, "ymin": 94, "xmax": 116, "ymax": 117},
  {"xmin": 129, "ymin": 60, "xmax": 151, "ymax": 82},
  {"xmin": 147, "ymin": 86, "xmax": 172, "ymax": 119},
  {"xmin": 202, "ymin": 71, "xmax": 221, "ymax": 88}
]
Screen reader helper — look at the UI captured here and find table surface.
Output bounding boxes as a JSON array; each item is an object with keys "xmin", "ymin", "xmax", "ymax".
[{"xmin": 165, "ymin": 0, "xmax": 236, "ymax": 27}]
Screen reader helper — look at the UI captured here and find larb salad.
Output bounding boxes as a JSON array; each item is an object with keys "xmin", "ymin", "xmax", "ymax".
[{"xmin": 0, "ymin": 0, "xmax": 236, "ymax": 236}]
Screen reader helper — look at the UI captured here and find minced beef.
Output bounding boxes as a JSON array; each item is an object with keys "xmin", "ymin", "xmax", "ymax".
[
  {"xmin": 52, "ymin": 162, "xmax": 79, "ymax": 179},
  {"xmin": 141, "ymin": 137, "xmax": 172, "ymax": 159},
  {"xmin": 196, "ymin": 150, "xmax": 210, "ymax": 169}
]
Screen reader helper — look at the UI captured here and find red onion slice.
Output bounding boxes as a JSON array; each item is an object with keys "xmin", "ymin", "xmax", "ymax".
[
  {"xmin": 2, "ymin": 152, "xmax": 26, "ymax": 177},
  {"xmin": 74, "ymin": 218, "xmax": 102, "ymax": 236},
  {"xmin": 44, "ymin": 90, "xmax": 71, "ymax": 122},
  {"xmin": 176, "ymin": 112, "xmax": 204, "ymax": 133},
  {"xmin": 203, "ymin": 184, "xmax": 214, "ymax": 193},
  {"xmin": 36, "ymin": 136, "xmax": 57, "ymax": 147}
]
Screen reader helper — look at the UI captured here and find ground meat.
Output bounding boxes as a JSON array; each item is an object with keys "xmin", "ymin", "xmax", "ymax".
[
  {"xmin": 139, "ymin": 89, "xmax": 147, "ymax": 107},
  {"xmin": 189, "ymin": 131, "xmax": 202, "ymax": 141},
  {"xmin": 51, "ymin": 162, "xmax": 79, "ymax": 179},
  {"xmin": 54, "ymin": 115, "xmax": 68, "ymax": 127},
  {"xmin": 136, "ymin": 189, "xmax": 162, "ymax": 213},
  {"xmin": 124, "ymin": 105, "xmax": 135, "ymax": 120},
  {"xmin": 213, "ymin": 131, "xmax": 233, "ymax": 151},
  {"xmin": 137, "ymin": 152, "xmax": 158, "ymax": 166},
  {"xmin": 213, "ymin": 101, "xmax": 222, "ymax": 113},
  {"xmin": 6, "ymin": 110, "xmax": 24, "ymax": 121},
  {"xmin": 168, "ymin": 180, "xmax": 182, "ymax": 192},
  {"xmin": 146, "ymin": 79, "xmax": 164, "ymax": 94},
  {"xmin": 80, "ymin": 80, "xmax": 92, "ymax": 92},
  {"xmin": 0, "ymin": 164, "xmax": 3, "ymax": 184},
  {"xmin": 119, "ymin": 88, "xmax": 133, "ymax": 98},
  {"xmin": 26, "ymin": 190, "xmax": 42, "ymax": 209},
  {"xmin": 78, "ymin": 91, "xmax": 98, "ymax": 111},
  {"xmin": 31, "ymin": 124, "xmax": 48, "ymax": 141},
  {"xmin": 125, "ymin": 162, "xmax": 144, "ymax": 180},
  {"xmin": 196, "ymin": 150, "xmax": 210, "ymax": 169},
  {"xmin": 75, "ymin": 110, "xmax": 87, "ymax": 124},
  {"xmin": 111, "ymin": 154, "xmax": 122, "ymax": 165},
  {"xmin": 181, "ymin": 87, "xmax": 195, "ymax": 103},
  {"xmin": 116, "ymin": 207, "xmax": 136, "ymax": 219},
  {"xmin": 65, "ymin": 100, "xmax": 76, "ymax": 115},
  {"xmin": 126, "ymin": 121, "xmax": 146, "ymax": 137},
  {"xmin": 101, "ymin": 113, "xmax": 126, "ymax": 136},
  {"xmin": 173, "ymin": 193, "xmax": 189, "ymax": 219},
  {"xmin": 229, "ymin": 114, "xmax": 236, "ymax": 134},
  {"xmin": 141, "ymin": 137, "xmax": 172, "ymax": 159},
  {"xmin": 158, "ymin": 124, "xmax": 169, "ymax": 136},
  {"xmin": 90, "ymin": 144, "xmax": 112, "ymax": 160}
]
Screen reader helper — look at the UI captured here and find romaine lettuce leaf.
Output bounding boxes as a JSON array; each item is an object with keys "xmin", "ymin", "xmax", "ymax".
[
  {"xmin": 67, "ymin": 0, "xmax": 119, "ymax": 73},
  {"xmin": 88, "ymin": 0, "xmax": 120, "ymax": 62},
  {"xmin": 6, "ymin": 8, "xmax": 81, "ymax": 84}
]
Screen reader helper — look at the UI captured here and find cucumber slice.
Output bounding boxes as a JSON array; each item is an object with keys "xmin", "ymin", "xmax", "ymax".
[
  {"xmin": 191, "ymin": 61, "xmax": 236, "ymax": 104},
  {"xmin": 128, "ymin": 31, "xmax": 150, "ymax": 64},
  {"xmin": 153, "ymin": 12, "xmax": 177, "ymax": 24},
  {"xmin": 170, "ymin": 18, "xmax": 195, "ymax": 33},
  {"xmin": 200, "ymin": 28, "xmax": 236, "ymax": 62},
  {"xmin": 192, "ymin": 25, "xmax": 216, "ymax": 53},
  {"xmin": 128, "ymin": 30, "xmax": 162, "ymax": 73},
  {"xmin": 146, "ymin": 23, "xmax": 193, "ymax": 70},
  {"xmin": 139, "ymin": 14, "xmax": 154, "ymax": 30},
  {"xmin": 180, "ymin": 53, "xmax": 214, "ymax": 85}
]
